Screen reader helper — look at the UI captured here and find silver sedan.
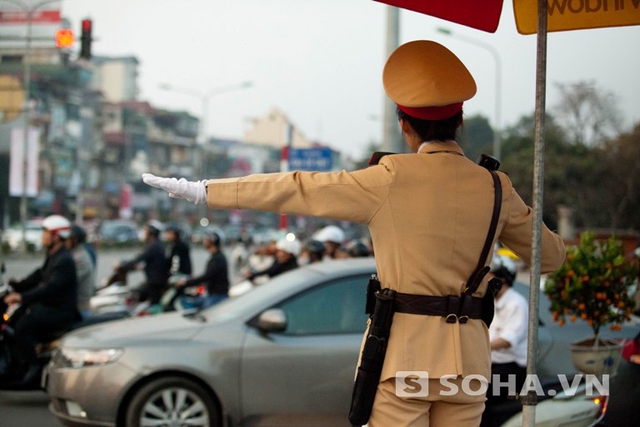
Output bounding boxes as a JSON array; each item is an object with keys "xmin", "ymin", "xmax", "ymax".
[{"xmin": 45, "ymin": 258, "xmax": 376, "ymax": 427}]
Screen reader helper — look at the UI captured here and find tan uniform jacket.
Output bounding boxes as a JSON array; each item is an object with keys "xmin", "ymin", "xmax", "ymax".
[{"xmin": 206, "ymin": 141, "xmax": 566, "ymax": 381}]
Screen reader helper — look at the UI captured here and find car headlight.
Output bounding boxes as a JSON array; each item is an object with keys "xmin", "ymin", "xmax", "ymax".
[{"xmin": 57, "ymin": 347, "xmax": 124, "ymax": 368}]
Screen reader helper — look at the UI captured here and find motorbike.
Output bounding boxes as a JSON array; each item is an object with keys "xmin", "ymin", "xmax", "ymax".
[
  {"xmin": 0, "ymin": 262, "xmax": 130, "ymax": 391},
  {"xmin": 135, "ymin": 273, "xmax": 209, "ymax": 316},
  {"xmin": 491, "ymin": 374, "xmax": 607, "ymax": 427},
  {"xmin": 94, "ymin": 268, "xmax": 207, "ymax": 317},
  {"xmin": 89, "ymin": 264, "xmax": 141, "ymax": 316}
]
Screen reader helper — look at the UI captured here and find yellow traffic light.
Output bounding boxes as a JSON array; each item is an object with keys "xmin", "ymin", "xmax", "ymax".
[{"xmin": 55, "ymin": 28, "xmax": 75, "ymax": 48}]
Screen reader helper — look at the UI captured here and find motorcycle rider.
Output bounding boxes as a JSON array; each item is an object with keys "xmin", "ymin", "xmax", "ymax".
[
  {"xmin": 481, "ymin": 254, "xmax": 528, "ymax": 427},
  {"xmin": 2, "ymin": 215, "xmax": 79, "ymax": 380},
  {"xmin": 312, "ymin": 225, "xmax": 349, "ymax": 259},
  {"xmin": 245, "ymin": 237, "xmax": 301, "ymax": 283},
  {"xmin": 164, "ymin": 224, "xmax": 192, "ymax": 276},
  {"xmin": 118, "ymin": 221, "xmax": 169, "ymax": 305},
  {"xmin": 299, "ymin": 239, "xmax": 325, "ymax": 265},
  {"xmin": 176, "ymin": 231, "xmax": 229, "ymax": 308},
  {"xmin": 67, "ymin": 224, "xmax": 96, "ymax": 319}
]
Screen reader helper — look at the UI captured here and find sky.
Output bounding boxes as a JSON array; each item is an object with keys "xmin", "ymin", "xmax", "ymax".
[{"xmin": 58, "ymin": 0, "xmax": 640, "ymax": 158}]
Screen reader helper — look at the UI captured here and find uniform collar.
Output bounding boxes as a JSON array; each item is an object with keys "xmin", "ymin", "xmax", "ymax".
[{"xmin": 417, "ymin": 140, "xmax": 464, "ymax": 156}]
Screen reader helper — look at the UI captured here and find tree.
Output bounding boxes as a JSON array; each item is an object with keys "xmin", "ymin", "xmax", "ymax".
[
  {"xmin": 553, "ymin": 81, "xmax": 623, "ymax": 147},
  {"xmin": 459, "ymin": 114, "xmax": 494, "ymax": 162},
  {"xmin": 499, "ymin": 113, "xmax": 573, "ymax": 229},
  {"xmin": 593, "ymin": 123, "xmax": 640, "ymax": 229}
]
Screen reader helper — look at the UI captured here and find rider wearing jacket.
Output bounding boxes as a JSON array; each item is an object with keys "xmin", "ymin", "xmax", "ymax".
[
  {"xmin": 120, "ymin": 221, "xmax": 169, "ymax": 304},
  {"xmin": 177, "ymin": 231, "xmax": 229, "ymax": 308},
  {"xmin": 3, "ymin": 215, "xmax": 79, "ymax": 378}
]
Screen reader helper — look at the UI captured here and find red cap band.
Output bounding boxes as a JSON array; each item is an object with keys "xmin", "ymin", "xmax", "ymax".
[{"xmin": 397, "ymin": 102, "xmax": 463, "ymax": 121}]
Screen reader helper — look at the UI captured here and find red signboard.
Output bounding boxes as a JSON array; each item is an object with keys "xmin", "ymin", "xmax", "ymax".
[{"xmin": 0, "ymin": 9, "xmax": 61, "ymax": 24}]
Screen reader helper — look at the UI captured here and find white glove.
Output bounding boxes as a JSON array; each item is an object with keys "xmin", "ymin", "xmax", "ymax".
[{"xmin": 142, "ymin": 173, "xmax": 208, "ymax": 205}]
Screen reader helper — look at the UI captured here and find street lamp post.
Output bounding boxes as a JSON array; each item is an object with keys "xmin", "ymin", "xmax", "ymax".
[
  {"xmin": 1, "ymin": 0, "xmax": 61, "ymax": 252},
  {"xmin": 158, "ymin": 80, "xmax": 253, "ymax": 222},
  {"xmin": 159, "ymin": 80, "xmax": 253, "ymax": 145},
  {"xmin": 437, "ymin": 27, "xmax": 502, "ymax": 161}
]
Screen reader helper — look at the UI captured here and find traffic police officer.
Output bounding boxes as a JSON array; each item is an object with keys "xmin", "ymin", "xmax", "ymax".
[{"xmin": 142, "ymin": 40, "xmax": 566, "ymax": 426}]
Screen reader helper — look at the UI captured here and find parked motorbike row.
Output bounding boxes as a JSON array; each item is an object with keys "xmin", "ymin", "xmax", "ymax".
[{"xmin": 0, "ymin": 262, "xmax": 205, "ymax": 391}]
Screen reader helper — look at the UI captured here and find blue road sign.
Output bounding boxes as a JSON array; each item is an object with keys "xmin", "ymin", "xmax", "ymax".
[{"xmin": 288, "ymin": 147, "xmax": 333, "ymax": 172}]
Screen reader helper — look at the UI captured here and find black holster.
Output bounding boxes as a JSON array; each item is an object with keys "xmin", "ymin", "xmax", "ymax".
[{"xmin": 348, "ymin": 287, "xmax": 395, "ymax": 427}]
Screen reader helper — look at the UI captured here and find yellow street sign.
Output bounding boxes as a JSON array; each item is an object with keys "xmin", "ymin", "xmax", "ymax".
[{"xmin": 514, "ymin": 0, "xmax": 640, "ymax": 34}]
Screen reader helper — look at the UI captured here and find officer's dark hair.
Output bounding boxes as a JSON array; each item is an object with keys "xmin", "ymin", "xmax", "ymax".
[{"xmin": 396, "ymin": 107, "xmax": 462, "ymax": 142}]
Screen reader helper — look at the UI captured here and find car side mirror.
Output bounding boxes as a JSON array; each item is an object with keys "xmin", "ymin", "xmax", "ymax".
[{"xmin": 255, "ymin": 308, "xmax": 287, "ymax": 333}]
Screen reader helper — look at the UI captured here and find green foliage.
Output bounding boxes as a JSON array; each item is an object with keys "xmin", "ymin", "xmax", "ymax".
[
  {"xmin": 544, "ymin": 231, "xmax": 638, "ymax": 338},
  {"xmin": 459, "ymin": 114, "xmax": 494, "ymax": 162}
]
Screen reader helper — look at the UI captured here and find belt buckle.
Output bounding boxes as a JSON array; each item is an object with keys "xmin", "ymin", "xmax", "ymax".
[{"xmin": 445, "ymin": 313, "xmax": 458, "ymax": 324}]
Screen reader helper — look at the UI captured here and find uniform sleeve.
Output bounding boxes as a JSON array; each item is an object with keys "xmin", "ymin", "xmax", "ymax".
[
  {"xmin": 205, "ymin": 163, "xmax": 395, "ymax": 224},
  {"xmin": 497, "ymin": 174, "xmax": 566, "ymax": 273}
]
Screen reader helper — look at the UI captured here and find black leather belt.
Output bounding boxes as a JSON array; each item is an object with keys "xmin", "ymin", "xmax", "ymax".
[{"xmin": 393, "ymin": 292, "xmax": 483, "ymax": 324}]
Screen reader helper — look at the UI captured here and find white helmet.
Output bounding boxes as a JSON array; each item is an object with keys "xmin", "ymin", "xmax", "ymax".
[
  {"xmin": 313, "ymin": 225, "xmax": 345, "ymax": 244},
  {"xmin": 42, "ymin": 215, "xmax": 71, "ymax": 239},
  {"xmin": 276, "ymin": 238, "xmax": 301, "ymax": 256},
  {"xmin": 490, "ymin": 254, "xmax": 517, "ymax": 286}
]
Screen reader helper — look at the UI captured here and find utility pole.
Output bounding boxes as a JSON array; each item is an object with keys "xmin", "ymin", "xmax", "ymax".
[{"xmin": 381, "ymin": 6, "xmax": 403, "ymax": 153}]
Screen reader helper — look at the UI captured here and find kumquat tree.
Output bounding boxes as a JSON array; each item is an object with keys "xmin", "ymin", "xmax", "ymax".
[{"xmin": 544, "ymin": 231, "xmax": 638, "ymax": 340}]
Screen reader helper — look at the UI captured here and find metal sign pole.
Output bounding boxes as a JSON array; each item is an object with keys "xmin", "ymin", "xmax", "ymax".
[{"xmin": 522, "ymin": 0, "xmax": 548, "ymax": 426}]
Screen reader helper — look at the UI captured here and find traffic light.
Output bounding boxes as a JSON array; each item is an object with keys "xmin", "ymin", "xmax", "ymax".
[
  {"xmin": 55, "ymin": 28, "xmax": 75, "ymax": 49},
  {"xmin": 79, "ymin": 19, "xmax": 92, "ymax": 60}
]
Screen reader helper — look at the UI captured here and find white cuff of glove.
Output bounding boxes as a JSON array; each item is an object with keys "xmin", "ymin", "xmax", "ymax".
[{"xmin": 142, "ymin": 173, "xmax": 208, "ymax": 205}]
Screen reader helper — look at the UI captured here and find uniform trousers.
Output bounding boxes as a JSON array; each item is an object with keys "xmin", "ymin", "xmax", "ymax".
[{"xmin": 368, "ymin": 376, "xmax": 486, "ymax": 427}]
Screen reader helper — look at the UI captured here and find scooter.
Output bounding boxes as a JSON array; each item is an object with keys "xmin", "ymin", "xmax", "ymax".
[
  {"xmin": 133, "ymin": 274, "xmax": 207, "ymax": 316},
  {"xmin": 89, "ymin": 264, "xmax": 141, "ymax": 316},
  {"xmin": 494, "ymin": 374, "xmax": 607, "ymax": 427},
  {"xmin": 0, "ymin": 262, "xmax": 130, "ymax": 391}
]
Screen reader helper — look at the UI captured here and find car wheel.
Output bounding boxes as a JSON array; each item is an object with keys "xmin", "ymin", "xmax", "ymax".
[{"xmin": 125, "ymin": 376, "xmax": 220, "ymax": 427}]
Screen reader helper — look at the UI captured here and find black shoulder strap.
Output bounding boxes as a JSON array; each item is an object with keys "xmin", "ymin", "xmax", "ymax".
[{"xmin": 465, "ymin": 170, "xmax": 502, "ymax": 295}]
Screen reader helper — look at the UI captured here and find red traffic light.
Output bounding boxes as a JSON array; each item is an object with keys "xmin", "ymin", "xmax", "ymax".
[
  {"xmin": 82, "ymin": 19, "xmax": 92, "ymax": 33},
  {"xmin": 80, "ymin": 18, "xmax": 92, "ymax": 60}
]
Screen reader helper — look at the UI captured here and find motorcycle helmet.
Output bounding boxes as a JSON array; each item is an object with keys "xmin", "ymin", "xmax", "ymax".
[
  {"xmin": 146, "ymin": 220, "xmax": 163, "ymax": 237},
  {"xmin": 276, "ymin": 238, "xmax": 301, "ymax": 257},
  {"xmin": 42, "ymin": 215, "xmax": 71, "ymax": 239},
  {"xmin": 302, "ymin": 239, "xmax": 325, "ymax": 258},
  {"xmin": 490, "ymin": 254, "xmax": 517, "ymax": 287},
  {"xmin": 346, "ymin": 240, "xmax": 372, "ymax": 258},
  {"xmin": 70, "ymin": 224, "xmax": 87, "ymax": 242},
  {"xmin": 313, "ymin": 225, "xmax": 345, "ymax": 244},
  {"xmin": 204, "ymin": 230, "xmax": 221, "ymax": 247}
]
